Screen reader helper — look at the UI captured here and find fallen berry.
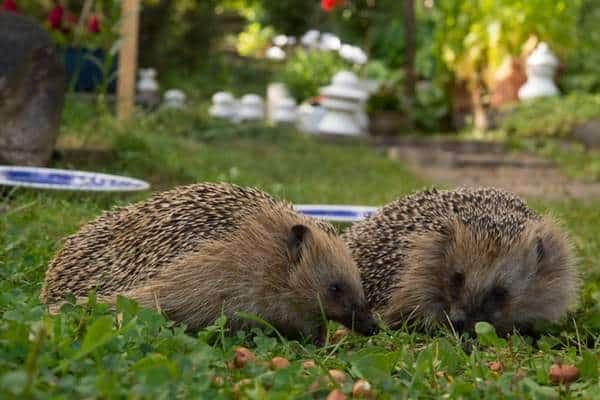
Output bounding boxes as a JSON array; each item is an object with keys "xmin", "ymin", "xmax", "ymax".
[
  {"xmin": 352, "ymin": 379, "xmax": 373, "ymax": 398},
  {"xmin": 233, "ymin": 346, "xmax": 256, "ymax": 368},
  {"xmin": 271, "ymin": 356, "xmax": 290, "ymax": 369},
  {"xmin": 549, "ymin": 363, "xmax": 579, "ymax": 384}
]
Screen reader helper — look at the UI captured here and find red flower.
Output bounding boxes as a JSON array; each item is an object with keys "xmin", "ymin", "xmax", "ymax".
[
  {"xmin": 87, "ymin": 14, "xmax": 100, "ymax": 33},
  {"xmin": 47, "ymin": 4, "xmax": 64, "ymax": 29},
  {"xmin": 2, "ymin": 0, "xmax": 18, "ymax": 12},
  {"xmin": 321, "ymin": 0, "xmax": 345, "ymax": 12}
]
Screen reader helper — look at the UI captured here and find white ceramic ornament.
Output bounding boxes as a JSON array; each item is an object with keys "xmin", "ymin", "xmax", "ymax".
[
  {"xmin": 239, "ymin": 94, "xmax": 265, "ymax": 121},
  {"xmin": 318, "ymin": 71, "xmax": 368, "ymax": 136},
  {"xmin": 296, "ymin": 103, "xmax": 326, "ymax": 135},
  {"xmin": 137, "ymin": 68, "xmax": 159, "ymax": 92},
  {"xmin": 163, "ymin": 89, "xmax": 186, "ymax": 109},
  {"xmin": 518, "ymin": 42, "xmax": 560, "ymax": 100},
  {"xmin": 209, "ymin": 91, "xmax": 237, "ymax": 121},
  {"xmin": 272, "ymin": 97, "xmax": 297, "ymax": 124}
]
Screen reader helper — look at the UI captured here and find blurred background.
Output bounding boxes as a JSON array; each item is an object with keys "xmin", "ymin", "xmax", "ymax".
[{"xmin": 2, "ymin": 2, "xmax": 600, "ymax": 398}]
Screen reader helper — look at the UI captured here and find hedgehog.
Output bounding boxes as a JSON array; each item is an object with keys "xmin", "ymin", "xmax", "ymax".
[
  {"xmin": 342, "ymin": 187, "xmax": 579, "ymax": 335},
  {"xmin": 41, "ymin": 183, "xmax": 378, "ymax": 343}
]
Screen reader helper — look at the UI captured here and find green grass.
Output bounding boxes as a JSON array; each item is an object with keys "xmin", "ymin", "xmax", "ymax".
[{"xmin": 1, "ymin": 100, "xmax": 599, "ymax": 399}]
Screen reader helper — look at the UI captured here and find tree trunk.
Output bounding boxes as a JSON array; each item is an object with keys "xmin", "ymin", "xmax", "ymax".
[
  {"xmin": 470, "ymin": 77, "xmax": 489, "ymax": 131},
  {"xmin": 403, "ymin": 0, "xmax": 416, "ymax": 99}
]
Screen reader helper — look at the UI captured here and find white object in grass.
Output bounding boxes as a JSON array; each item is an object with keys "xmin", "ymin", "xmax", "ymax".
[
  {"xmin": 294, "ymin": 204, "xmax": 378, "ymax": 223},
  {"xmin": 0, "ymin": 166, "xmax": 150, "ymax": 191},
  {"xmin": 163, "ymin": 89, "xmax": 186, "ymax": 109},
  {"xmin": 272, "ymin": 97, "xmax": 297, "ymax": 124},
  {"xmin": 239, "ymin": 94, "xmax": 265, "ymax": 121},
  {"xmin": 209, "ymin": 91, "xmax": 237, "ymax": 121}
]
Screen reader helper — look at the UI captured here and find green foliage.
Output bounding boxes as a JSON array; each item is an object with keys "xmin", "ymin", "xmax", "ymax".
[
  {"xmin": 560, "ymin": 0, "xmax": 600, "ymax": 93},
  {"xmin": 277, "ymin": 49, "xmax": 350, "ymax": 102},
  {"xmin": 432, "ymin": 0, "xmax": 580, "ymax": 89},
  {"xmin": 235, "ymin": 22, "xmax": 274, "ymax": 58},
  {"xmin": 367, "ymin": 83, "xmax": 403, "ymax": 113},
  {"xmin": 500, "ymin": 93, "xmax": 600, "ymax": 138},
  {"xmin": 361, "ymin": 60, "xmax": 395, "ymax": 81},
  {"xmin": 324, "ymin": 0, "xmax": 405, "ymax": 68},
  {"xmin": 258, "ymin": 0, "xmax": 318, "ymax": 36},
  {"xmin": 413, "ymin": 80, "xmax": 450, "ymax": 132},
  {"xmin": 137, "ymin": 0, "xmax": 219, "ymax": 70},
  {"xmin": 364, "ymin": 61, "xmax": 405, "ymax": 113}
]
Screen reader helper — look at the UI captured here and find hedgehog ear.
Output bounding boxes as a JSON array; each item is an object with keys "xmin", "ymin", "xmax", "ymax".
[
  {"xmin": 535, "ymin": 236, "xmax": 545, "ymax": 263},
  {"xmin": 288, "ymin": 224, "xmax": 311, "ymax": 263},
  {"xmin": 524, "ymin": 235, "xmax": 545, "ymax": 270}
]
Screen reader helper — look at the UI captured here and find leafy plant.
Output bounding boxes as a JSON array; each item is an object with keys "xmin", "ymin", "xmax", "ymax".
[
  {"xmin": 433, "ymin": 0, "xmax": 580, "ymax": 90},
  {"xmin": 235, "ymin": 22, "xmax": 275, "ymax": 58},
  {"xmin": 560, "ymin": 0, "xmax": 600, "ymax": 93},
  {"xmin": 277, "ymin": 48, "xmax": 350, "ymax": 102},
  {"xmin": 367, "ymin": 83, "xmax": 403, "ymax": 113},
  {"xmin": 364, "ymin": 61, "xmax": 405, "ymax": 114},
  {"xmin": 500, "ymin": 92, "xmax": 600, "ymax": 138},
  {"xmin": 258, "ymin": 0, "xmax": 318, "ymax": 36},
  {"xmin": 413, "ymin": 80, "xmax": 449, "ymax": 132}
]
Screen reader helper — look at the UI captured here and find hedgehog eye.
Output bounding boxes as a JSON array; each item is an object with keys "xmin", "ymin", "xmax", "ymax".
[
  {"xmin": 482, "ymin": 286, "xmax": 508, "ymax": 314},
  {"xmin": 451, "ymin": 272, "xmax": 465, "ymax": 288},
  {"xmin": 328, "ymin": 283, "xmax": 342, "ymax": 295},
  {"xmin": 490, "ymin": 286, "xmax": 508, "ymax": 302}
]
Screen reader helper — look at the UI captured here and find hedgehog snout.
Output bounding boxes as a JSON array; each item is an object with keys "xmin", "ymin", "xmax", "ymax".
[
  {"xmin": 355, "ymin": 312, "xmax": 379, "ymax": 336},
  {"xmin": 345, "ymin": 305, "xmax": 379, "ymax": 336},
  {"xmin": 449, "ymin": 308, "xmax": 472, "ymax": 333}
]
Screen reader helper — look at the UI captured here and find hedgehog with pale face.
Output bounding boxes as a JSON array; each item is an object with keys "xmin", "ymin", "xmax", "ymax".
[{"xmin": 343, "ymin": 187, "xmax": 579, "ymax": 335}]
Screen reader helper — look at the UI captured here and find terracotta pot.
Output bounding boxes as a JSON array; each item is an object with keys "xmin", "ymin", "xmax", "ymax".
[{"xmin": 369, "ymin": 110, "xmax": 407, "ymax": 136}]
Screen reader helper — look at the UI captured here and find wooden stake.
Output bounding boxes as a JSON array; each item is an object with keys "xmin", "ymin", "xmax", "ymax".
[{"xmin": 117, "ymin": 0, "xmax": 140, "ymax": 121}]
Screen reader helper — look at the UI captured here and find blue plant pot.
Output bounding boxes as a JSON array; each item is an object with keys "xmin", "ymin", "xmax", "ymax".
[{"xmin": 61, "ymin": 46, "xmax": 117, "ymax": 93}]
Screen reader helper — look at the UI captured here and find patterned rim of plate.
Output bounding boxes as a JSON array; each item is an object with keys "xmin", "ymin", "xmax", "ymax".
[
  {"xmin": 294, "ymin": 204, "xmax": 378, "ymax": 222},
  {"xmin": 0, "ymin": 166, "xmax": 150, "ymax": 192}
]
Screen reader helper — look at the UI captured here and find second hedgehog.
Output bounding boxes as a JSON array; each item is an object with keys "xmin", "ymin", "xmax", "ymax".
[
  {"xmin": 41, "ymin": 183, "xmax": 378, "ymax": 343},
  {"xmin": 343, "ymin": 187, "xmax": 579, "ymax": 335}
]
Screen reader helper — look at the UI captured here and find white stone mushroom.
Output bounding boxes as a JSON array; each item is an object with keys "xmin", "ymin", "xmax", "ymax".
[
  {"xmin": 209, "ymin": 91, "xmax": 237, "ymax": 121},
  {"xmin": 163, "ymin": 89, "xmax": 186, "ymax": 109},
  {"xmin": 518, "ymin": 42, "xmax": 560, "ymax": 100},
  {"xmin": 266, "ymin": 46, "xmax": 286, "ymax": 61},
  {"xmin": 318, "ymin": 71, "xmax": 369, "ymax": 136},
  {"xmin": 137, "ymin": 68, "xmax": 160, "ymax": 108},
  {"xmin": 239, "ymin": 94, "xmax": 265, "ymax": 121},
  {"xmin": 137, "ymin": 68, "xmax": 159, "ymax": 92},
  {"xmin": 272, "ymin": 97, "xmax": 297, "ymax": 124}
]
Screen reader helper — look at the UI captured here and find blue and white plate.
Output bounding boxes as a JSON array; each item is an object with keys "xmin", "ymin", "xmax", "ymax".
[
  {"xmin": 294, "ymin": 204, "xmax": 378, "ymax": 222},
  {"xmin": 0, "ymin": 166, "xmax": 150, "ymax": 192}
]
